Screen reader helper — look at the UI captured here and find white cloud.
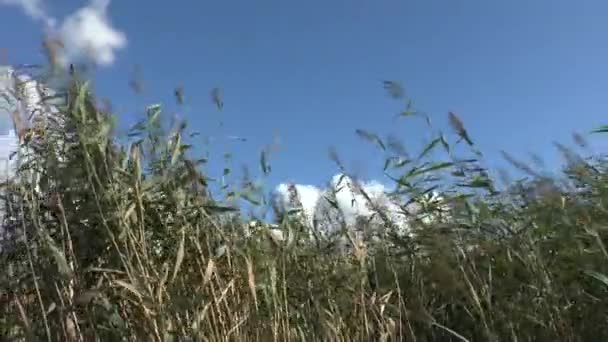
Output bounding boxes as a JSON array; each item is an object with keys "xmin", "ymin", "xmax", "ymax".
[
  {"xmin": 273, "ymin": 183, "xmax": 321, "ymax": 229},
  {"xmin": 57, "ymin": 0, "xmax": 126, "ymax": 67},
  {"xmin": 272, "ymin": 173, "xmax": 412, "ymax": 237},
  {"xmin": 0, "ymin": 0, "xmax": 55, "ymax": 27},
  {"xmin": 0, "ymin": 0, "xmax": 126, "ymax": 67}
]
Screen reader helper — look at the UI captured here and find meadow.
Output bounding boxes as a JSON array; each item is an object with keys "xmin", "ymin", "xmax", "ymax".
[{"xmin": 1, "ymin": 66, "xmax": 607, "ymax": 341}]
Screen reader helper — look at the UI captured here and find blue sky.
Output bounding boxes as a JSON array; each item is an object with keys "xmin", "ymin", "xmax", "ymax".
[{"xmin": 1, "ymin": 0, "xmax": 608, "ymax": 196}]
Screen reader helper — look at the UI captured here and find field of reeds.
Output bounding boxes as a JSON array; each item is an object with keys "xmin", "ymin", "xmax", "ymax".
[{"xmin": 1, "ymin": 65, "xmax": 608, "ymax": 341}]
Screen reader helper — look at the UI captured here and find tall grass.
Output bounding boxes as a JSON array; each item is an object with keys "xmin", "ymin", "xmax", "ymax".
[{"xmin": 1, "ymin": 67, "xmax": 608, "ymax": 341}]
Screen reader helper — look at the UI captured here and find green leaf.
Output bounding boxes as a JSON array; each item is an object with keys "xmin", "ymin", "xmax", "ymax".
[
  {"xmin": 75, "ymin": 81, "xmax": 90, "ymax": 122},
  {"xmin": 286, "ymin": 208, "xmax": 303, "ymax": 216},
  {"xmin": 406, "ymin": 162, "xmax": 454, "ymax": 179},
  {"xmin": 591, "ymin": 125, "xmax": 608, "ymax": 134},
  {"xmin": 584, "ymin": 270, "xmax": 608, "ymax": 288},
  {"xmin": 400, "ymin": 110, "xmax": 417, "ymax": 117},
  {"xmin": 261, "ymin": 150, "xmax": 271, "ymax": 175},
  {"xmin": 324, "ymin": 195, "xmax": 340, "ymax": 210},
  {"xmin": 422, "ymin": 113, "xmax": 433, "ymax": 128},
  {"xmin": 384, "ymin": 173, "xmax": 411, "ymax": 188},
  {"xmin": 419, "ymin": 138, "xmax": 441, "ymax": 160},
  {"xmin": 393, "ymin": 158, "xmax": 411, "ymax": 168},
  {"xmin": 41, "ymin": 231, "xmax": 72, "ymax": 278},
  {"xmin": 241, "ymin": 192, "xmax": 261, "ymax": 206},
  {"xmin": 452, "ymin": 169, "xmax": 466, "ymax": 177},
  {"xmin": 113, "ymin": 280, "xmax": 143, "ymax": 301},
  {"xmin": 421, "ymin": 185, "xmax": 440, "ymax": 197},
  {"xmin": 174, "ymin": 86, "xmax": 185, "ymax": 105},
  {"xmin": 459, "ymin": 133, "xmax": 474, "ymax": 146},
  {"xmin": 355, "ymin": 129, "xmax": 386, "ymax": 151},
  {"xmin": 170, "ymin": 134, "xmax": 182, "ymax": 166},
  {"xmin": 448, "ymin": 111, "xmax": 474, "ymax": 146},
  {"xmin": 146, "ymin": 104, "xmax": 162, "ymax": 124},
  {"xmin": 439, "ymin": 134, "xmax": 450, "ymax": 154},
  {"xmin": 458, "ymin": 175, "xmax": 494, "ymax": 191},
  {"xmin": 203, "ymin": 204, "xmax": 239, "ymax": 213},
  {"xmin": 383, "ymin": 80, "xmax": 405, "ymax": 99},
  {"xmin": 383, "ymin": 158, "xmax": 392, "ymax": 171},
  {"xmin": 171, "ymin": 228, "xmax": 186, "ymax": 283}
]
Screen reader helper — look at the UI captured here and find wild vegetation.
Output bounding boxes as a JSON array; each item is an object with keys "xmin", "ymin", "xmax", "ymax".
[{"xmin": 1, "ymin": 65, "xmax": 608, "ymax": 341}]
